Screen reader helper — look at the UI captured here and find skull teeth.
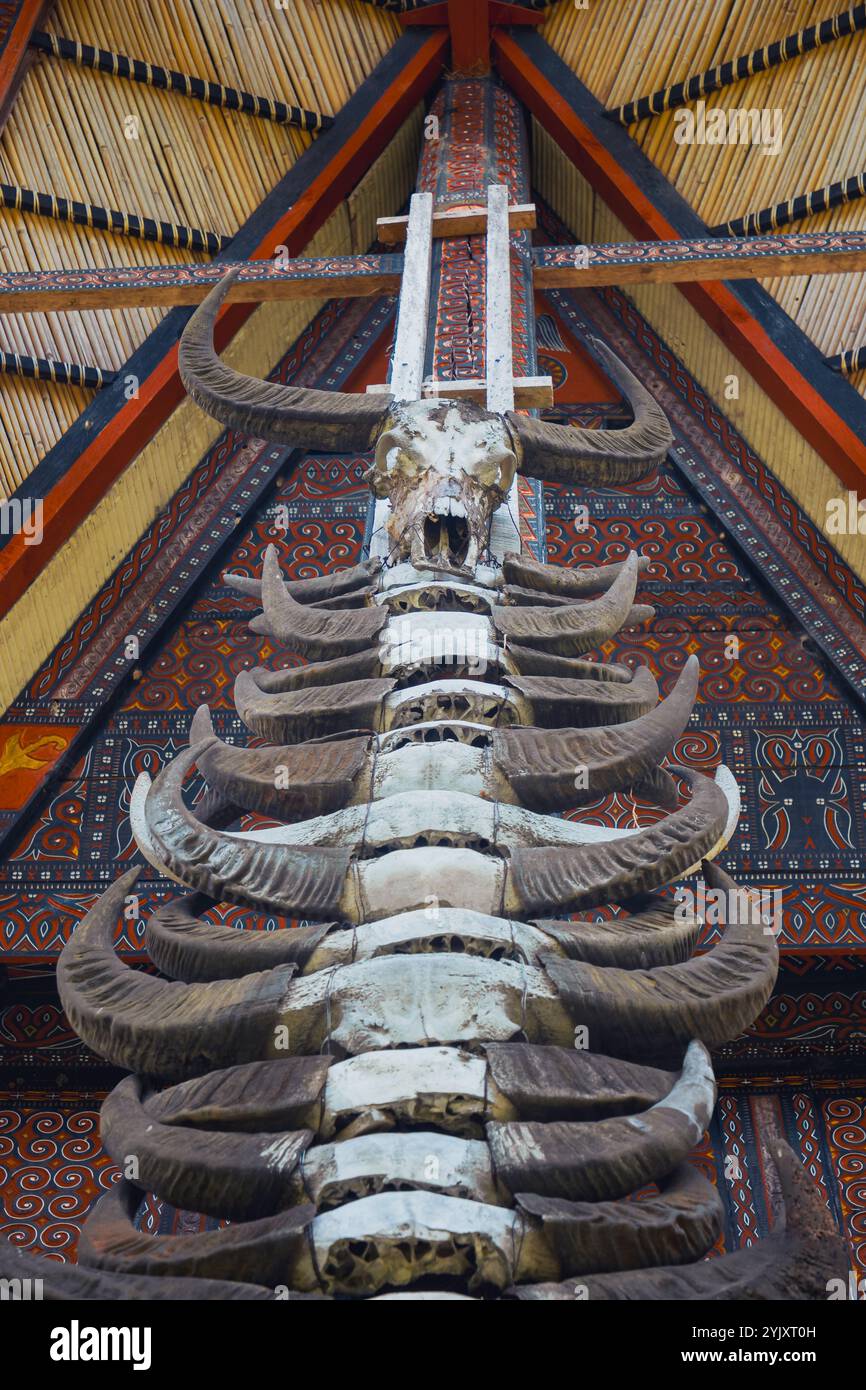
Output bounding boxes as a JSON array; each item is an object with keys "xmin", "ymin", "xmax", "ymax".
[{"xmin": 432, "ymin": 498, "xmax": 468, "ymax": 518}]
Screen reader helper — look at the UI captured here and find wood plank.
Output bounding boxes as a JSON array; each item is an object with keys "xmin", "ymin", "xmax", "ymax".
[
  {"xmin": 401, "ymin": 2, "xmax": 546, "ymax": 25},
  {"xmin": 10, "ymin": 226, "xmax": 866, "ymax": 319},
  {"xmin": 485, "ymin": 184, "xmax": 515, "ymax": 413},
  {"xmin": 532, "ymin": 233, "xmax": 866, "ymax": 289},
  {"xmin": 366, "ymin": 375, "xmax": 554, "ymax": 406},
  {"xmin": 485, "ymin": 183, "xmax": 521, "ymax": 558},
  {"xmin": 0, "ymin": 29, "xmax": 448, "ymax": 623},
  {"xmin": 494, "ymin": 29, "xmax": 866, "ymax": 496},
  {"xmin": 388, "ymin": 191, "xmax": 433, "ymax": 400},
  {"xmin": 0, "ymin": 254, "xmax": 403, "ymax": 313},
  {"xmin": 449, "ymin": 0, "xmax": 490, "ymax": 72},
  {"xmin": 0, "ymin": 1, "xmax": 49, "ymax": 130},
  {"xmin": 377, "ymin": 201, "xmax": 536, "ymax": 243},
  {"xmin": 10, "ymin": 227, "xmax": 866, "ymax": 318}
]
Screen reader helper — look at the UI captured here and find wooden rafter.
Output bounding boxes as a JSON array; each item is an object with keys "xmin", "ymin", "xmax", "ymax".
[
  {"xmin": 0, "ymin": 0, "xmax": 50, "ymax": 128},
  {"xmin": 0, "ymin": 28, "xmax": 448, "ymax": 621},
  {"xmin": 493, "ymin": 28, "xmax": 866, "ymax": 496}
]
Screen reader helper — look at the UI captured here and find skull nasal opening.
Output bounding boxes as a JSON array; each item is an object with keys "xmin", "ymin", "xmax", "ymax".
[{"xmin": 424, "ymin": 510, "xmax": 470, "ymax": 566}]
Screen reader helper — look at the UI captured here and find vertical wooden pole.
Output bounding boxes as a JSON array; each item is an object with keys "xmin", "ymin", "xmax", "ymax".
[
  {"xmin": 448, "ymin": 0, "xmax": 491, "ymax": 74},
  {"xmin": 485, "ymin": 184, "xmax": 515, "ymax": 414},
  {"xmin": 389, "ymin": 192, "xmax": 434, "ymax": 401},
  {"xmin": 370, "ymin": 191, "xmax": 434, "ymax": 560},
  {"xmin": 485, "ymin": 183, "xmax": 522, "ymax": 557}
]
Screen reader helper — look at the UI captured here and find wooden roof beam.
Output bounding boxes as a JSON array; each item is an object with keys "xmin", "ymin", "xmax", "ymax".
[
  {"xmin": 0, "ymin": 0, "xmax": 51, "ymax": 130},
  {"xmin": 7, "ymin": 226, "xmax": 866, "ymax": 316},
  {"xmin": 0, "ymin": 28, "xmax": 447, "ymax": 622},
  {"xmin": 493, "ymin": 28, "xmax": 866, "ymax": 497}
]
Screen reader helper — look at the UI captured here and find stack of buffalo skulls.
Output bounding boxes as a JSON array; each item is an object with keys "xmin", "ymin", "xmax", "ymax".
[{"xmin": 21, "ymin": 272, "xmax": 846, "ymax": 1301}]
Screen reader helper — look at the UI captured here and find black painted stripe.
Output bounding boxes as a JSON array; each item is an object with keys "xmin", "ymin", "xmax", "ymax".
[
  {"xmin": 0, "ymin": 182, "xmax": 230, "ymax": 251},
  {"xmin": 605, "ymin": 3, "xmax": 866, "ymax": 123},
  {"xmin": 711, "ymin": 171, "xmax": 866, "ymax": 236},
  {"xmin": 0, "ymin": 351, "xmax": 116, "ymax": 388},
  {"xmin": 825, "ymin": 345, "xmax": 866, "ymax": 374},
  {"xmin": 30, "ymin": 29, "xmax": 332, "ymax": 133}
]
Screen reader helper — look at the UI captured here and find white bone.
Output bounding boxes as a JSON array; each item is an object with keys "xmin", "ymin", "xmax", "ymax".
[
  {"xmin": 304, "ymin": 908, "xmax": 559, "ymax": 971},
  {"xmin": 277, "ymin": 952, "xmax": 571, "ymax": 1055},
  {"xmin": 217, "ymin": 791, "xmax": 651, "ymax": 852},
  {"xmin": 309, "ymin": 1191, "xmax": 555, "ymax": 1295},
  {"xmin": 378, "ymin": 561, "xmax": 501, "ymax": 592},
  {"xmin": 294, "ymin": 1131, "xmax": 499, "ymax": 1207}
]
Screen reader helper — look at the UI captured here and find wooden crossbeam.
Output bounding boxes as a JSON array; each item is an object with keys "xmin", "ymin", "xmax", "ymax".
[
  {"xmin": 399, "ymin": 2, "xmax": 547, "ymax": 26},
  {"xmin": 377, "ymin": 201, "xmax": 535, "ymax": 242},
  {"xmin": 533, "ymin": 231, "xmax": 866, "ymax": 289},
  {"xmin": 0, "ymin": 254, "xmax": 403, "ymax": 313},
  {"xmin": 365, "ymin": 376, "xmax": 554, "ymax": 406},
  {"xmin": 9, "ymin": 228, "xmax": 866, "ymax": 318}
]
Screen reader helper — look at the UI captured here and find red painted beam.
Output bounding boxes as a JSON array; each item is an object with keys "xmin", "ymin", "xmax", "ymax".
[
  {"xmin": 494, "ymin": 30, "xmax": 866, "ymax": 496},
  {"xmin": 402, "ymin": 2, "xmax": 544, "ymax": 24},
  {"xmin": 0, "ymin": 30, "xmax": 448, "ymax": 622},
  {"xmin": 449, "ymin": 0, "xmax": 491, "ymax": 72},
  {"xmin": 0, "ymin": 0, "xmax": 50, "ymax": 128}
]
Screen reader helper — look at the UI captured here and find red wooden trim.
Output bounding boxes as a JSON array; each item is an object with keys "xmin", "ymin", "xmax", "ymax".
[
  {"xmin": 494, "ymin": 30, "xmax": 866, "ymax": 496},
  {"xmin": 401, "ymin": 1, "xmax": 449, "ymax": 21},
  {"xmin": 488, "ymin": 3, "xmax": 547, "ymax": 24},
  {"xmin": 449, "ymin": 0, "xmax": 491, "ymax": 71},
  {"xmin": 0, "ymin": 0, "xmax": 49, "ymax": 128},
  {"xmin": 402, "ymin": 2, "xmax": 544, "ymax": 24},
  {"xmin": 0, "ymin": 30, "xmax": 447, "ymax": 621}
]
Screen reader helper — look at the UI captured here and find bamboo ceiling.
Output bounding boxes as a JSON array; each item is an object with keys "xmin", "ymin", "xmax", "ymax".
[
  {"xmin": 543, "ymin": 0, "xmax": 866, "ymax": 396},
  {"xmin": 0, "ymin": 0, "xmax": 400, "ymax": 497}
]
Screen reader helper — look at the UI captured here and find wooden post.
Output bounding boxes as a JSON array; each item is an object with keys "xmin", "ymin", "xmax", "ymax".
[
  {"xmin": 485, "ymin": 185, "xmax": 515, "ymax": 415},
  {"xmin": 370, "ymin": 191, "xmax": 434, "ymax": 561},
  {"xmin": 389, "ymin": 192, "xmax": 434, "ymax": 401},
  {"xmin": 485, "ymin": 183, "xmax": 522, "ymax": 557},
  {"xmin": 449, "ymin": 0, "xmax": 491, "ymax": 73}
]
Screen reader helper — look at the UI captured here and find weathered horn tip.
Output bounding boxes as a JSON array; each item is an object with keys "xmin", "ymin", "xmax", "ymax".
[
  {"xmin": 190, "ymin": 704, "xmax": 215, "ymax": 744},
  {"xmin": 261, "ymin": 542, "xmax": 284, "ymax": 608},
  {"xmin": 762, "ymin": 1137, "xmax": 841, "ymax": 1243},
  {"xmin": 112, "ymin": 865, "xmax": 143, "ymax": 893},
  {"xmin": 67, "ymin": 866, "xmax": 142, "ymax": 947},
  {"xmin": 701, "ymin": 857, "xmax": 739, "ymax": 893}
]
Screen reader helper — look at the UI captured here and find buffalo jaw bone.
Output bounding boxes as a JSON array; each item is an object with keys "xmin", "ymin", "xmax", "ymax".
[
  {"xmin": 276, "ymin": 954, "xmax": 573, "ymax": 1056},
  {"xmin": 370, "ymin": 398, "xmax": 517, "ymax": 573},
  {"xmin": 294, "ymin": 1131, "xmax": 500, "ymax": 1208},
  {"xmin": 304, "ymin": 908, "xmax": 560, "ymax": 971},
  {"xmin": 320, "ymin": 1047, "xmax": 517, "ymax": 1139},
  {"xmin": 309, "ymin": 1192, "xmax": 555, "ymax": 1296}
]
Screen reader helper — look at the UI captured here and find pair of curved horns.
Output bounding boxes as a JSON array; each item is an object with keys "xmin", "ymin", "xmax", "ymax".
[{"xmin": 178, "ymin": 271, "xmax": 671, "ymax": 482}]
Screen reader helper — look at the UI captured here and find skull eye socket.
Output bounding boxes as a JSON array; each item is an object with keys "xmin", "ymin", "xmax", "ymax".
[
  {"xmin": 373, "ymin": 436, "xmax": 424, "ymax": 490},
  {"xmin": 473, "ymin": 449, "xmax": 517, "ymax": 493}
]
